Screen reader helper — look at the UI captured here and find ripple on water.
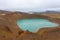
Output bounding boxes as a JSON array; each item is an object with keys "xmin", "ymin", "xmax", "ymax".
[{"xmin": 17, "ymin": 18, "xmax": 59, "ymax": 33}]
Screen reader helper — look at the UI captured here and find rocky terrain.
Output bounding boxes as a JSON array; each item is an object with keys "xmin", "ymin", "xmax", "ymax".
[{"xmin": 0, "ymin": 10, "xmax": 60, "ymax": 40}]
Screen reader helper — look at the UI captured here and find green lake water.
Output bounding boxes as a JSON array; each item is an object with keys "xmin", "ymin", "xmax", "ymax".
[{"xmin": 17, "ymin": 18, "xmax": 59, "ymax": 33}]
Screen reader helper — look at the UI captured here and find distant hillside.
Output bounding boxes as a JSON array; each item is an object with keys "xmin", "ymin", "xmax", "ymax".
[
  {"xmin": 0, "ymin": 10, "xmax": 28, "ymax": 14},
  {"xmin": 32, "ymin": 11, "xmax": 60, "ymax": 14},
  {"xmin": 0, "ymin": 10, "xmax": 60, "ymax": 14}
]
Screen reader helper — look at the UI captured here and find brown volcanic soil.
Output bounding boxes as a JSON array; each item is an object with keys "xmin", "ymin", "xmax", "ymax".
[
  {"xmin": 17, "ymin": 32, "xmax": 41, "ymax": 40},
  {"xmin": 0, "ymin": 10, "xmax": 60, "ymax": 40},
  {"xmin": 40, "ymin": 27, "xmax": 60, "ymax": 40},
  {"xmin": 17, "ymin": 28, "xmax": 60, "ymax": 40},
  {"xmin": 41, "ymin": 14, "xmax": 60, "ymax": 24}
]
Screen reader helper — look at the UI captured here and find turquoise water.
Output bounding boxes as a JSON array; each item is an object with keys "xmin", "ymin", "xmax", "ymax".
[{"xmin": 17, "ymin": 18, "xmax": 59, "ymax": 33}]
